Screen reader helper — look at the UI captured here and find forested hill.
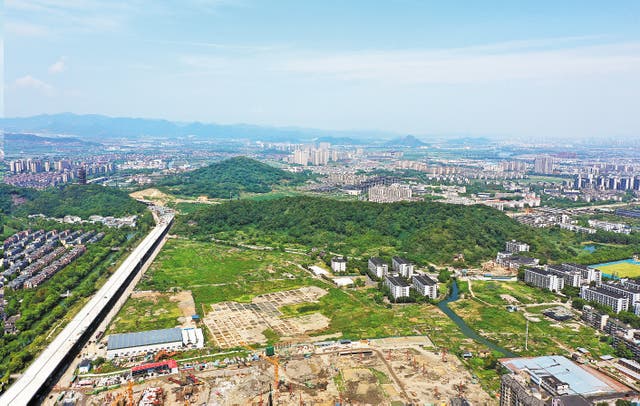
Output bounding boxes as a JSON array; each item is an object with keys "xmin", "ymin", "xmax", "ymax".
[
  {"xmin": 176, "ymin": 196, "xmax": 529, "ymax": 264},
  {"xmin": 161, "ymin": 157, "xmax": 308, "ymax": 198},
  {"xmin": 3, "ymin": 184, "xmax": 148, "ymax": 219}
]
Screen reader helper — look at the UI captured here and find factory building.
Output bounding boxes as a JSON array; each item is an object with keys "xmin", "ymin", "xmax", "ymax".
[{"xmin": 107, "ymin": 327, "xmax": 204, "ymax": 359}]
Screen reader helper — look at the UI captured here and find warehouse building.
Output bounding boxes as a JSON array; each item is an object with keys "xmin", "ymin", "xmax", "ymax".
[{"xmin": 107, "ymin": 327, "xmax": 204, "ymax": 359}]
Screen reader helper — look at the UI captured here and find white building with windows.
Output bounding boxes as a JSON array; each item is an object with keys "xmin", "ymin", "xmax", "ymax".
[
  {"xmin": 412, "ymin": 274, "xmax": 438, "ymax": 299},
  {"xmin": 392, "ymin": 257, "xmax": 414, "ymax": 278},
  {"xmin": 524, "ymin": 268, "xmax": 564, "ymax": 292},
  {"xmin": 563, "ymin": 263, "xmax": 602, "ymax": 285},
  {"xmin": 331, "ymin": 256, "xmax": 347, "ymax": 273},
  {"xmin": 384, "ymin": 275, "xmax": 411, "ymax": 300},
  {"xmin": 545, "ymin": 265, "xmax": 581, "ymax": 287},
  {"xmin": 505, "ymin": 240, "xmax": 530, "ymax": 253},
  {"xmin": 368, "ymin": 258, "xmax": 388, "ymax": 279},
  {"xmin": 580, "ymin": 286, "xmax": 629, "ymax": 314}
]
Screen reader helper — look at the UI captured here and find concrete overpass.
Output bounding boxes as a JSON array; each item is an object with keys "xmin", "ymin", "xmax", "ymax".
[{"xmin": 0, "ymin": 210, "xmax": 173, "ymax": 405}]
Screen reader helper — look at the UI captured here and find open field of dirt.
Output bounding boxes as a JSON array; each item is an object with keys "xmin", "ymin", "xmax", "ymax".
[{"xmin": 203, "ymin": 287, "xmax": 330, "ymax": 347}]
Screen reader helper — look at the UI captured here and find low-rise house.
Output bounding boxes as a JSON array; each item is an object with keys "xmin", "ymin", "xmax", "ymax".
[{"xmin": 331, "ymin": 256, "xmax": 347, "ymax": 273}]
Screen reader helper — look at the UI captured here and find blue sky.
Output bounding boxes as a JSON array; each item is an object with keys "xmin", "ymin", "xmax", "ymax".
[{"xmin": 3, "ymin": 0, "xmax": 640, "ymax": 139}]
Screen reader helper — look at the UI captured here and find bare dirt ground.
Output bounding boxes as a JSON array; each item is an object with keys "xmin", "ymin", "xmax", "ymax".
[
  {"xmin": 203, "ymin": 287, "xmax": 330, "ymax": 348},
  {"xmin": 130, "ymin": 188, "xmax": 221, "ymax": 207},
  {"xmin": 72, "ymin": 337, "xmax": 495, "ymax": 406},
  {"xmin": 129, "ymin": 290, "xmax": 196, "ymax": 328},
  {"xmin": 129, "ymin": 188, "xmax": 172, "ymax": 205}
]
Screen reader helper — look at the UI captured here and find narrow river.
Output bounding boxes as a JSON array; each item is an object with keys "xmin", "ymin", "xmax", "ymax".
[{"xmin": 437, "ymin": 280, "xmax": 517, "ymax": 357}]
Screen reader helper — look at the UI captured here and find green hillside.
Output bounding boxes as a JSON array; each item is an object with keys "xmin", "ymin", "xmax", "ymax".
[
  {"xmin": 176, "ymin": 196, "xmax": 529, "ymax": 265},
  {"xmin": 11, "ymin": 184, "xmax": 147, "ymax": 218},
  {"xmin": 161, "ymin": 156, "xmax": 308, "ymax": 198}
]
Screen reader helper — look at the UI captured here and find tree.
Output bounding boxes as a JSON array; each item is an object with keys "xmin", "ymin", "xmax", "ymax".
[
  {"xmin": 437, "ymin": 269, "xmax": 452, "ymax": 283},
  {"xmin": 615, "ymin": 343, "xmax": 634, "ymax": 359}
]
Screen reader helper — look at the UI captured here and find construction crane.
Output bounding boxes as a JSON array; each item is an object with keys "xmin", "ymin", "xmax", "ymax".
[
  {"xmin": 127, "ymin": 380, "xmax": 134, "ymax": 406},
  {"xmin": 441, "ymin": 347, "xmax": 448, "ymax": 362},
  {"xmin": 263, "ymin": 354, "xmax": 280, "ymax": 390}
]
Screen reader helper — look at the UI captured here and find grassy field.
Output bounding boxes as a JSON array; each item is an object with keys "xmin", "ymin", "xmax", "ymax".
[
  {"xmin": 131, "ymin": 238, "xmax": 510, "ymax": 393},
  {"xmin": 594, "ymin": 261, "xmax": 640, "ymax": 277},
  {"xmin": 450, "ymin": 280, "xmax": 614, "ymax": 357},
  {"xmin": 108, "ymin": 294, "xmax": 183, "ymax": 334},
  {"xmin": 137, "ymin": 239, "xmax": 485, "ymax": 345}
]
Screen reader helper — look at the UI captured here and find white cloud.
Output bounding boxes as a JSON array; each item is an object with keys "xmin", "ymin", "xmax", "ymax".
[
  {"xmin": 5, "ymin": 0, "xmax": 132, "ymax": 34},
  {"xmin": 281, "ymin": 41, "xmax": 640, "ymax": 85},
  {"xmin": 13, "ymin": 75, "xmax": 54, "ymax": 93},
  {"xmin": 49, "ymin": 57, "xmax": 67, "ymax": 74}
]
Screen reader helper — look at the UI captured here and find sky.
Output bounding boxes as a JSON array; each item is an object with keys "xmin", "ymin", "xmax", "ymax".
[{"xmin": 3, "ymin": 0, "xmax": 640, "ymax": 139}]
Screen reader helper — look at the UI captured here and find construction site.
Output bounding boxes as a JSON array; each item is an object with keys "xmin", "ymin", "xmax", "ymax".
[
  {"xmin": 47, "ymin": 336, "xmax": 494, "ymax": 406},
  {"xmin": 204, "ymin": 287, "xmax": 330, "ymax": 348}
]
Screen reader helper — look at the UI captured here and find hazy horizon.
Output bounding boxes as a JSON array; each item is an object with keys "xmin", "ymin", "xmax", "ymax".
[{"xmin": 4, "ymin": 1, "xmax": 640, "ymax": 140}]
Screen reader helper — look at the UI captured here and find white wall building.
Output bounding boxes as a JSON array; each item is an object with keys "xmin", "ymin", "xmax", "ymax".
[
  {"xmin": 392, "ymin": 256, "xmax": 414, "ymax": 278},
  {"xmin": 412, "ymin": 274, "xmax": 438, "ymax": 299},
  {"xmin": 506, "ymin": 240, "xmax": 530, "ymax": 253},
  {"xmin": 580, "ymin": 286, "xmax": 629, "ymax": 314},
  {"xmin": 384, "ymin": 275, "xmax": 410, "ymax": 300},
  {"xmin": 524, "ymin": 268, "xmax": 564, "ymax": 292},
  {"xmin": 368, "ymin": 258, "xmax": 388, "ymax": 279},
  {"xmin": 331, "ymin": 256, "xmax": 347, "ymax": 273}
]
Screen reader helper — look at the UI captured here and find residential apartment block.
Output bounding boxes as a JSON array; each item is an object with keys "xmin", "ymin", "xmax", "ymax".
[
  {"xmin": 412, "ymin": 274, "xmax": 438, "ymax": 299},
  {"xmin": 505, "ymin": 240, "xmax": 530, "ymax": 253},
  {"xmin": 331, "ymin": 256, "xmax": 347, "ymax": 273},
  {"xmin": 368, "ymin": 258, "xmax": 388, "ymax": 279},
  {"xmin": 391, "ymin": 256, "xmax": 414, "ymax": 278},
  {"xmin": 384, "ymin": 275, "xmax": 411, "ymax": 300},
  {"xmin": 524, "ymin": 268, "xmax": 565, "ymax": 292},
  {"xmin": 580, "ymin": 286, "xmax": 629, "ymax": 314}
]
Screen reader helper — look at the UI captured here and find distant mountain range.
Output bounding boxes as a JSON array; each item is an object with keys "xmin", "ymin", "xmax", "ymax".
[
  {"xmin": 384, "ymin": 135, "xmax": 429, "ymax": 147},
  {"xmin": 1, "ymin": 113, "xmax": 498, "ymax": 145},
  {"xmin": 0, "ymin": 113, "xmax": 396, "ymax": 144},
  {"xmin": 5, "ymin": 133, "xmax": 99, "ymax": 146}
]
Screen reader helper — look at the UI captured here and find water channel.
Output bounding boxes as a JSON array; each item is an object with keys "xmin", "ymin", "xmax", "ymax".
[{"xmin": 437, "ymin": 279, "xmax": 517, "ymax": 357}]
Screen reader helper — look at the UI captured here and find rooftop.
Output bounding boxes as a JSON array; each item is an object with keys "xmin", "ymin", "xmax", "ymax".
[
  {"xmin": 392, "ymin": 256, "xmax": 411, "ymax": 265},
  {"xmin": 500, "ymin": 356, "xmax": 622, "ymax": 396},
  {"xmin": 585, "ymin": 287, "xmax": 627, "ymax": 299},
  {"xmin": 413, "ymin": 274, "xmax": 437, "ymax": 286},
  {"xmin": 107, "ymin": 328, "xmax": 183, "ymax": 351},
  {"xmin": 385, "ymin": 275, "xmax": 411, "ymax": 287},
  {"xmin": 369, "ymin": 257, "xmax": 386, "ymax": 266}
]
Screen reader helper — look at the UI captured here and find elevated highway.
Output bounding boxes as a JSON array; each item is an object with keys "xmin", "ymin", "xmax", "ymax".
[{"xmin": 0, "ymin": 210, "xmax": 173, "ymax": 405}]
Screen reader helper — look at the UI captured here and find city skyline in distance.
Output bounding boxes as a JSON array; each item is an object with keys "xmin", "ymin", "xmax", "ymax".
[{"xmin": 4, "ymin": 1, "xmax": 640, "ymax": 140}]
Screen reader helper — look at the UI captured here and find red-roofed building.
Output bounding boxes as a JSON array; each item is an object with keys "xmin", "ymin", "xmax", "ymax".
[{"xmin": 131, "ymin": 360, "xmax": 179, "ymax": 377}]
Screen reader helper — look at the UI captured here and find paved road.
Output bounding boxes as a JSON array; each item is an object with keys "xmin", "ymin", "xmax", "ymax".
[{"xmin": 0, "ymin": 210, "xmax": 173, "ymax": 405}]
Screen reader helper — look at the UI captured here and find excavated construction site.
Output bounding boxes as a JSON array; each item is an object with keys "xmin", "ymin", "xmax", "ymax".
[{"xmin": 75, "ymin": 337, "xmax": 494, "ymax": 406}]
